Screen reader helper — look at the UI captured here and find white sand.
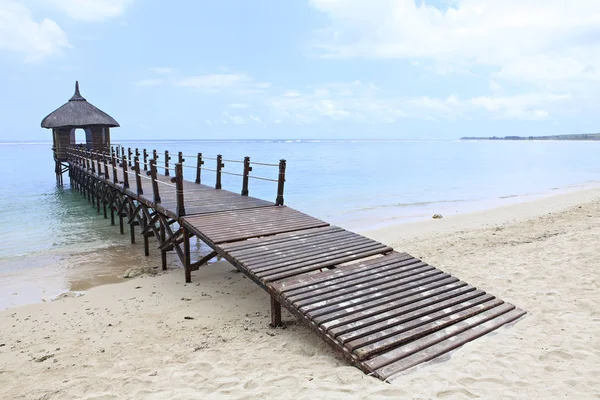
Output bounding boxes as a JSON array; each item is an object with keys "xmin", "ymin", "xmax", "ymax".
[{"xmin": 1, "ymin": 189, "xmax": 599, "ymax": 399}]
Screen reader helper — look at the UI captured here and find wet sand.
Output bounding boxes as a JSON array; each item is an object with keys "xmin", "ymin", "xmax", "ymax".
[{"xmin": 0, "ymin": 188, "xmax": 599, "ymax": 398}]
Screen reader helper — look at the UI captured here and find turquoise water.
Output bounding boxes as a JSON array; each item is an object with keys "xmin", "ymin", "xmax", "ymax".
[{"xmin": 1, "ymin": 139, "xmax": 599, "ymax": 308}]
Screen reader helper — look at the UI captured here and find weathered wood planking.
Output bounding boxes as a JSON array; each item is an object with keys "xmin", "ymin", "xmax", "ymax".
[
  {"xmin": 70, "ymin": 150, "xmax": 526, "ymax": 382},
  {"xmin": 272, "ymin": 253, "xmax": 525, "ymax": 379}
]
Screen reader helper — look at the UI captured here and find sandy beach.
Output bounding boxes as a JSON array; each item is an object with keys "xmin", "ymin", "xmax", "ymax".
[{"xmin": 1, "ymin": 188, "xmax": 599, "ymax": 399}]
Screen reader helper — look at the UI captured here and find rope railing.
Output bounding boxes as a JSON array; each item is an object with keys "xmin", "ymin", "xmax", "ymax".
[
  {"xmin": 247, "ymin": 175, "xmax": 279, "ymax": 183},
  {"xmin": 64, "ymin": 145, "xmax": 288, "ymax": 212},
  {"xmin": 221, "ymin": 158, "xmax": 244, "ymax": 164},
  {"xmin": 250, "ymin": 161, "xmax": 280, "ymax": 167}
]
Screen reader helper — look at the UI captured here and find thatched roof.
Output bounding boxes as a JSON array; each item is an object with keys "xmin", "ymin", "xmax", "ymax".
[{"xmin": 41, "ymin": 81, "xmax": 120, "ymax": 129}]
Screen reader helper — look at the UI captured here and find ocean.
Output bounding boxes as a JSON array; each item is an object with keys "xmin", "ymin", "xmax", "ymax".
[{"xmin": 1, "ymin": 139, "xmax": 599, "ymax": 309}]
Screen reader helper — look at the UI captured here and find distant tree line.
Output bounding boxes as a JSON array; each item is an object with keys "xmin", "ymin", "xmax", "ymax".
[{"xmin": 460, "ymin": 133, "xmax": 600, "ymax": 141}]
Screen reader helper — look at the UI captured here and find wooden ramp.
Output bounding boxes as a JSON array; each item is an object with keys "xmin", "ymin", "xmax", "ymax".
[
  {"xmin": 180, "ymin": 208, "xmax": 525, "ymax": 381},
  {"xmin": 68, "ymin": 147, "xmax": 526, "ymax": 381}
]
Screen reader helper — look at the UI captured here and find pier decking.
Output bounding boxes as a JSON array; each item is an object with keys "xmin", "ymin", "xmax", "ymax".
[{"xmin": 65, "ymin": 146, "xmax": 525, "ymax": 382}]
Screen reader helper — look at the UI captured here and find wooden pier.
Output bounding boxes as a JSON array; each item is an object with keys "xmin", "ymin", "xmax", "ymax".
[{"xmin": 65, "ymin": 145, "xmax": 525, "ymax": 382}]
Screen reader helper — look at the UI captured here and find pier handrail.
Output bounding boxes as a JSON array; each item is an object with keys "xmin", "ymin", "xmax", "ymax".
[{"xmin": 65, "ymin": 144, "xmax": 288, "ymax": 207}]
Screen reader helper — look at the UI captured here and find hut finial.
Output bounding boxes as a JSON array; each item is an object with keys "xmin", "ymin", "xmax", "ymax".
[{"xmin": 69, "ymin": 80, "xmax": 85, "ymax": 101}]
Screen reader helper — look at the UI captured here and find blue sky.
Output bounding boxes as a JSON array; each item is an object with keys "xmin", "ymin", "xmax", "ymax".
[{"xmin": 1, "ymin": 0, "xmax": 599, "ymax": 140}]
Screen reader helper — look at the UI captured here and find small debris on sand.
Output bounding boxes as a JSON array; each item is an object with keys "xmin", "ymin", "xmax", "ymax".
[{"xmin": 34, "ymin": 354, "xmax": 55, "ymax": 363}]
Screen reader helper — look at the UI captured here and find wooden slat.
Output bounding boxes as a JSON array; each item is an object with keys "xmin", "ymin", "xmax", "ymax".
[
  {"xmin": 250, "ymin": 239, "xmax": 386, "ymax": 273},
  {"xmin": 309, "ymin": 277, "xmax": 462, "ymax": 322},
  {"xmin": 285, "ymin": 258, "xmax": 424, "ymax": 303},
  {"xmin": 347, "ymin": 295, "xmax": 500, "ymax": 356},
  {"xmin": 380, "ymin": 308, "xmax": 527, "ymax": 381},
  {"xmin": 325, "ymin": 285, "xmax": 478, "ymax": 335},
  {"xmin": 300, "ymin": 270, "xmax": 448, "ymax": 315},
  {"xmin": 363, "ymin": 303, "xmax": 516, "ymax": 372},
  {"xmin": 227, "ymin": 230, "xmax": 353, "ymax": 258},
  {"xmin": 229, "ymin": 231, "xmax": 361, "ymax": 260},
  {"xmin": 259, "ymin": 245, "xmax": 393, "ymax": 282},
  {"xmin": 291, "ymin": 265, "xmax": 435, "ymax": 308},
  {"xmin": 219, "ymin": 226, "xmax": 343, "ymax": 251},
  {"xmin": 273, "ymin": 253, "xmax": 413, "ymax": 293}
]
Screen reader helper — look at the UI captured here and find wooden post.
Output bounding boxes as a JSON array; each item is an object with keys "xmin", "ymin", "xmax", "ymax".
[
  {"xmin": 119, "ymin": 198, "xmax": 125, "ymax": 235},
  {"xmin": 216, "ymin": 154, "xmax": 223, "ymax": 190},
  {"xmin": 149, "ymin": 159, "xmax": 161, "ymax": 203},
  {"xmin": 178, "ymin": 151, "xmax": 184, "ymax": 164},
  {"xmin": 130, "ymin": 203, "xmax": 136, "ymax": 244},
  {"xmin": 112, "ymin": 154, "xmax": 118, "ymax": 184},
  {"xmin": 111, "ymin": 146, "xmax": 115, "ymax": 158},
  {"xmin": 171, "ymin": 163, "xmax": 185, "ymax": 217},
  {"xmin": 91, "ymin": 153, "xmax": 96, "ymax": 174},
  {"xmin": 153, "ymin": 149, "xmax": 158, "ymax": 162},
  {"xmin": 164, "ymin": 150, "xmax": 170, "ymax": 176},
  {"xmin": 110, "ymin": 190, "xmax": 115, "ymax": 226},
  {"xmin": 195, "ymin": 152, "xmax": 203, "ymax": 184},
  {"xmin": 143, "ymin": 213, "xmax": 149, "ymax": 256},
  {"xmin": 128, "ymin": 148, "xmax": 133, "ymax": 167},
  {"xmin": 96, "ymin": 152, "xmax": 102, "ymax": 177},
  {"xmin": 270, "ymin": 296, "xmax": 282, "ymax": 327},
  {"xmin": 135, "ymin": 148, "xmax": 140, "ymax": 165},
  {"xmin": 276, "ymin": 159, "xmax": 286, "ymax": 206},
  {"xmin": 242, "ymin": 156, "xmax": 251, "ymax": 196},
  {"xmin": 143, "ymin": 149, "xmax": 148, "ymax": 171},
  {"xmin": 103, "ymin": 155, "xmax": 110, "ymax": 183},
  {"xmin": 134, "ymin": 157, "xmax": 143, "ymax": 195},
  {"xmin": 121, "ymin": 155, "xmax": 129, "ymax": 188},
  {"xmin": 160, "ymin": 221, "xmax": 167, "ymax": 271},
  {"xmin": 116, "ymin": 146, "xmax": 120, "ymax": 158},
  {"xmin": 183, "ymin": 227, "xmax": 191, "ymax": 283}
]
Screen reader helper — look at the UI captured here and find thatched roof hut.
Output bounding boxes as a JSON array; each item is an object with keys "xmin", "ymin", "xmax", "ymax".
[
  {"xmin": 41, "ymin": 81, "xmax": 118, "ymax": 160},
  {"xmin": 41, "ymin": 81, "xmax": 119, "ymax": 129}
]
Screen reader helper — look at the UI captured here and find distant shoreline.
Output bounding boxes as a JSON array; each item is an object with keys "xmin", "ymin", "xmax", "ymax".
[{"xmin": 461, "ymin": 133, "xmax": 600, "ymax": 141}]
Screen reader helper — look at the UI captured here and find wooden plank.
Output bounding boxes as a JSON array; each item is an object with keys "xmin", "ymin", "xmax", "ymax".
[
  {"xmin": 228, "ymin": 230, "xmax": 357, "ymax": 259},
  {"xmin": 379, "ymin": 308, "xmax": 527, "ymax": 381},
  {"xmin": 363, "ymin": 303, "xmax": 516, "ymax": 371},
  {"xmin": 273, "ymin": 253, "xmax": 413, "ymax": 293},
  {"xmin": 248, "ymin": 239, "xmax": 386, "ymax": 273},
  {"xmin": 308, "ymin": 277, "xmax": 462, "ymax": 322},
  {"xmin": 259, "ymin": 245, "xmax": 393, "ymax": 282},
  {"xmin": 285, "ymin": 259, "xmax": 426, "ymax": 303},
  {"xmin": 324, "ymin": 285, "xmax": 477, "ymax": 335},
  {"xmin": 230, "ymin": 232, "xmax": 364, "ymax": 261},
  {"xmin": 345, "ymin": 294, "xmax": 499, "ymax": 353},
  {"xmin": 212, "ymin": 221, "xmax": 331, "ymax": 244},
  {"xmin": 197, "ymin": 213, "xmax": 324, "ymax": 232},
  {"xmin": 291, "ymin": 265, "xmax": 435, "ymax": 308},
  {"xmin": 218, "ymin": 226, "xmax": 342, "ymax": 251},
  {"xmin": 300, "ymin": 270, "xmax": 447, "ymax": 314},
  {"xmin": 252, "ymin": 242, "xmax": 391, "ymax": 275}
]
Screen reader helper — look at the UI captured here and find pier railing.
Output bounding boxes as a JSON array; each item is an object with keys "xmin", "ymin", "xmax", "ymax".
[{"xmin": 65, "ymin": 146, "xmax": 286, "ymax": 218}]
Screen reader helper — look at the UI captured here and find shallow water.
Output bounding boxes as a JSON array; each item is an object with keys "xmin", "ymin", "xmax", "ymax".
[{"xmin": 1, "ymin": 139, "xmax": 599, "ymax": 309}]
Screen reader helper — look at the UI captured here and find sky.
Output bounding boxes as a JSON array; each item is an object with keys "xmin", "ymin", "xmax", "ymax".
[{"xmin": 1, "ymin": 0, "xmax": 600, "ymax": 140}]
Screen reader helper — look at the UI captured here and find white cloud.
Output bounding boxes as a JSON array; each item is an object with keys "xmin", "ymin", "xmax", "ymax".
[
  {"xmin": 249, "ymin": 114, "xmax": 262, "ymax": 123},
  {"xmin": 45, "ymin": 0, "xmax": 133, "ymax": 22},
  {"xmin": 308, "ymin": 0, "xmax": 600, "ymax": 85},
  {"xmin": 0, "ymin": 0, "xmax": 69, "ymax": 61},
  {"xmin": 269, "ymin": 80, "xmax": 570, "ymax": 123},
  {"xmin": 269, "ymin": 81, "xmax": 405, "ymax": 124},
  {"xmin": 176, "ymin": 73, "xmax": 270, "ymax": 94}
]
